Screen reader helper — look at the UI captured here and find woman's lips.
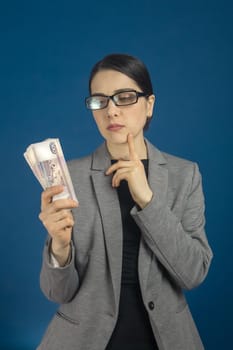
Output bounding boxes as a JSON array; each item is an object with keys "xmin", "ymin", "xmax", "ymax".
[{"xmin": 107, "ymin": 124, "xmax": 124, "ymax": 131}]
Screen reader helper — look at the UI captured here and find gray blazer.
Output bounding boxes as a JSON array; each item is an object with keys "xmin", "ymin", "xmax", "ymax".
[{"xmin": 37, "ymin": 139, "xmax": 213, "ymax": 350}]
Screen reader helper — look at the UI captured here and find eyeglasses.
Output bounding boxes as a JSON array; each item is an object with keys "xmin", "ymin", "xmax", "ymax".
[{"xmin": 85, "ymin": 89, "xmax": 148, "ymax": 110}]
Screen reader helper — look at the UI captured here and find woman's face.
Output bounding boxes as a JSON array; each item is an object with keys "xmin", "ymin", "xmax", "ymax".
[{"xmin": 90, "ymin": 69, "xmax": 155, "ymax": 150}]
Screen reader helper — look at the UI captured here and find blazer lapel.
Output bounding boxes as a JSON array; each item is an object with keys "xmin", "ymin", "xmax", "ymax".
[
  {"xmin": 138, "ymin": 140, "xmax": 168, "ymax": 297},
  {"xmin": 90, "ymin": 143, "xmax": 123, "ymax": 312}
]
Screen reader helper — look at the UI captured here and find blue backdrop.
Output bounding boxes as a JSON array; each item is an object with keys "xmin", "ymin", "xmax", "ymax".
[{"xmin": 0, "ymin": 0, "xmax": 232, "ymax": 349}]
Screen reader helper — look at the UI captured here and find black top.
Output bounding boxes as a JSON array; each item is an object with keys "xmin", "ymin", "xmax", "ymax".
[{"xmin": 106, "ymin": 160, "xmax": 158, "ymax": 350}]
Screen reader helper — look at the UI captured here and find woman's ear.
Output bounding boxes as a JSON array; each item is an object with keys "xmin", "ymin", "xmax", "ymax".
[{"xmin": 147, "ymin": 94, "xmax": 155, "ymax": 117}]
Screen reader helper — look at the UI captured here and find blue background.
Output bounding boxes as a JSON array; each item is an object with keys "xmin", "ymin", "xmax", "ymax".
[{"xmin": 0, "ymin": 0, "xmax": 232, "ymax": 349}]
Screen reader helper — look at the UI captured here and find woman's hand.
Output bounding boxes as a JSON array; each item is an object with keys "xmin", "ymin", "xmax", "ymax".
[
  {"xmin": 105, "ymin": 134, "xmax": 153, "ymax": 209},
  {"xmin": 39, "ymin": 185, "xmax": 78, "ymax": 266}
]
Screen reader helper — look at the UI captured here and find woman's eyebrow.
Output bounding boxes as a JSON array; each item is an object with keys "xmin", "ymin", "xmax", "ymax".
[
  {"xmin": 91, "ymin": 88, "xmax": 135, "ymax": 96},
  {"xmin": 114, "ymin": 88, "xmax": 135, "ymax": 93}
]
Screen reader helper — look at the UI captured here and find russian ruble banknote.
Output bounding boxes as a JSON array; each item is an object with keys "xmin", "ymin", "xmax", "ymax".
[{"xmin": 24, "ymin": 138, "xmax": 77, "ymax": 201}]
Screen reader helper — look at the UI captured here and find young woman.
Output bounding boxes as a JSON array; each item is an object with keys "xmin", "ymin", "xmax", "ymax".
[{"xmin": 37, "ymin": 54, "xmax": 213, "ymax": 350}]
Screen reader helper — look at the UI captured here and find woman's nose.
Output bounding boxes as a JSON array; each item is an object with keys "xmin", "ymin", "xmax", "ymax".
[{"xmin": 106, "ymin": 99, "xmax": 120, "ymax": 117}]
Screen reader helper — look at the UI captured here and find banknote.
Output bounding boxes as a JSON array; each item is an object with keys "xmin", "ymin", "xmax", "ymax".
[{"xmin": 24, "ymin": 138, "xmax": 78, "ymax": 202}]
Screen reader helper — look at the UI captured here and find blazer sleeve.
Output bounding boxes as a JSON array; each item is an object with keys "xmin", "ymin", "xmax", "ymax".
[
  {"xmin": 39, "ymin": 238, "xmax": 80, "ymax": 304},
  {"xmin": 131, "ymin": 162, "xmax": 213, "ymax": 290}
]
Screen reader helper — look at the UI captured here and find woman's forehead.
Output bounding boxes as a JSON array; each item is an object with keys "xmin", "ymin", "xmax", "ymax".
[{"xmin": 90, "ymin": 69, "xmax": 139, "ymax": 94}]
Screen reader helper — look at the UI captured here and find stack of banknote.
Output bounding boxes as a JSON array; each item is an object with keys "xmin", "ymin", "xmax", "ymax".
[{"xmin": 24, "ymin": 138, "xmax": 77, "ymax": 201}]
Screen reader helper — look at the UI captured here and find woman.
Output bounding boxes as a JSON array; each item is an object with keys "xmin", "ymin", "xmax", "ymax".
[{"xmin": 37, "ymin": 54, "xmax": 213, "ymax": 350}]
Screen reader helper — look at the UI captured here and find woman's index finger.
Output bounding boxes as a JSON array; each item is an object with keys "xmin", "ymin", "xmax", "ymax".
[{"xmin": 127, "ymin": 133, "xmax": 138, "ymax": 160}]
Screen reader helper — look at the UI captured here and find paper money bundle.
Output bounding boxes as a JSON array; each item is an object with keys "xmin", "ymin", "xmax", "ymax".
[{"xmin": 24, "ymin": 138, "xmax": 77, "ymax": 202}]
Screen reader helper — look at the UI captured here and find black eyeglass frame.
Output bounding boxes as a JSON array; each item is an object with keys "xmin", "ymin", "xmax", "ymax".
[{"xmin": 85, "ymin": 89, "xmax": 148, "ymax": 110}]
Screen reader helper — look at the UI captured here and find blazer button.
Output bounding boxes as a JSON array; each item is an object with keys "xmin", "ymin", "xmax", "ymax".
[{"xmin": 148, "ymin": 301, "xmax": 155, "ymax": 310}]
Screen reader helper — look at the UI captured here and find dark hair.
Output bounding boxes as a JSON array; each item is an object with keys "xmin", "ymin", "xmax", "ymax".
[{"xmin": 88, "ymin": 53, "xmax": 154, "ymax": 130}]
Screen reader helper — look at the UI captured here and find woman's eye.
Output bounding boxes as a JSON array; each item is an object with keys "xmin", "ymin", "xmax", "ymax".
[
  {"xmin": 118, "ymin": 93, "xmax": 135, "ymax": 103},
  {"xmin": 94, "ymin": 97, "xmax": 107, "ymax": 105}
]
